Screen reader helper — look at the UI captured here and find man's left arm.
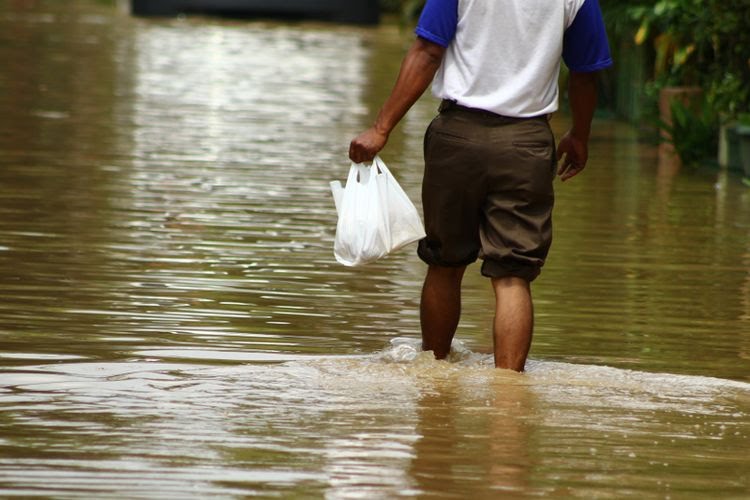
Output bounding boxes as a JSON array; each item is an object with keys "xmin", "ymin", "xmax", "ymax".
[
  {"xmin": 557, "ymin": 0, "xmax": 613, "ymax": 181},
  {"xmin": 557, "ymin": 71, "xmax": 598, "ymax": 181}
]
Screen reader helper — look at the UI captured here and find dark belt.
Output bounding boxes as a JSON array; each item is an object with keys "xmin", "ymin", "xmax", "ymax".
[{"xmin": 439, "ymin": 99, "xmax": 548, "ymax": 122}]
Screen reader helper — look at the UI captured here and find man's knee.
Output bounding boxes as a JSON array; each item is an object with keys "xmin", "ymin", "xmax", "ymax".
[
  {"xmin": 491, "ymin": 275, "xmax": 529, "ymax": 287},
  {"xmin": 491, "ymin": 276, "xmax": 531, "ymax": 298},
  {"xmin": 426, "ymin": 264, "xmax": 466, "ymax": 284}
]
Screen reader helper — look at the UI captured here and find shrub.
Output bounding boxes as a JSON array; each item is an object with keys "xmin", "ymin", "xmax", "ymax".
[{"xmin": 630, "ymin": 0, "xmax": 750, "ymax": 122}]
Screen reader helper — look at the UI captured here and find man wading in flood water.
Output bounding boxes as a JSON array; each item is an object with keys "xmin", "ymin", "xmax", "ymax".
[{"xmin": 348, "ymin": 0, "xmax": 612, "ymax": 371}]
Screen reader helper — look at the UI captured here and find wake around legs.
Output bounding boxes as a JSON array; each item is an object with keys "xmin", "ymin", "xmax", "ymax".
[{"xmin": 420, "ymin": 265, "xmax": 533, "ymax": 372}]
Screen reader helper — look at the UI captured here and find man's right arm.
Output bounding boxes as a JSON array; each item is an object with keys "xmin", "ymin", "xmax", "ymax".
[{"xmin": 348, "ymin": 37, "xmax": 445, "ymax": 164}]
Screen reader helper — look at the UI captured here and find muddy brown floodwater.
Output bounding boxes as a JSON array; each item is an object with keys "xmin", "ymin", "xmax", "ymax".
[{"xmin": 0, "ymin": 1, "xmax": 748, "ymax": 498}]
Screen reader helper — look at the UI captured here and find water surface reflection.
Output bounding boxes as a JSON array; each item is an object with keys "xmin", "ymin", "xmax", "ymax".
[{"xmin": 0, "ymin": 1, "xmax": 748, "ymax": 498}]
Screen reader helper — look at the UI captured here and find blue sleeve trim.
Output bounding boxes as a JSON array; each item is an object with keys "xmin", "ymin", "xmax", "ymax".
[
  {"xmin": 563, "ymin": 0, "xmax": 613, "ymax": 73},
  {"xmin": 569, "ymin": 58, "xmax": 613, "ymax": 73},
  {"xmin": 414, "ymin": 0, "xmax": 458, "ymax": 48},
  {"xmin": 414, "ymin": 26, "xmax": 451, "ymax": 48}
]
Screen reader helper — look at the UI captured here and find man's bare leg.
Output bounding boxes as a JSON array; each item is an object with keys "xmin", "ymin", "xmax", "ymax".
[
  {"xmin": 420, "ymin": 265, "xmax": 466, "ymax": 359},
  {"xmin": 491, "ymin": 277, "xmax": 533, "ymax": 371}
]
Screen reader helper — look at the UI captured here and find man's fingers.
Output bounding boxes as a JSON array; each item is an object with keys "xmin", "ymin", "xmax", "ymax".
[
  {"xmin": 348, "ymin": 129, "xmax": 387, "ymax": 163},
  {"xmin": 555, "ymin": 132, "xmax": 588, "ymax": 181},
  {"xmin": 349, "ymin": 145, "xmax": 374, "ymax": 164},
  {"xmin": 556, "ymin": 154, "xmax": 572, "ymax": 176},
  {"xmin": 558, "ymin": 162, "xmax": 583, "ymax": 181},
  {"xmin": 556, "ymin": 153, "xmax": 582, "ymax": 181},
  {"xmin": 348, "ymin": 140, "xmax": 370, "ymax": 164}
]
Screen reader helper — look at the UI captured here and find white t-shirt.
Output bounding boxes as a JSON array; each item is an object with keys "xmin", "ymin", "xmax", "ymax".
[{"xmin": 415, "ymin": 0, "xmax": 613, "ymax": 117}]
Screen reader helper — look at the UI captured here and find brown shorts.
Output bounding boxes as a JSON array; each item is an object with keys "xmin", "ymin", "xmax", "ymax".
[{"xmin": 417, "ymin": 100, "xmax": 556, "ymax": 282}]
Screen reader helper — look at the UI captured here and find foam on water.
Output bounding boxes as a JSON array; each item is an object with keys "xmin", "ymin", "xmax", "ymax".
[
  {"xmin": 1, "ymin": 339, "xmax": 747, "ymax": 498},
  {"xmin": 365, "ymin": 336, "xmax": 750, "ymax": 390},
  {"xmin": 297, "ymin": 337, "xmax": 750, "ymax": 417},
  {"xmin": 4, "ymin": 337, "xmax": 747, "ymax": 419}
]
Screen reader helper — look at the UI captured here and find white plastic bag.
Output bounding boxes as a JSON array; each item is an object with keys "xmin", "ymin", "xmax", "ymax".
[
  {"xmin": 330, "ymin": 156, "xmax": 425, "ymax": 266},
  {"xmin": 375, "ymin": 156, "xmax": 427, "ymax": 253}
]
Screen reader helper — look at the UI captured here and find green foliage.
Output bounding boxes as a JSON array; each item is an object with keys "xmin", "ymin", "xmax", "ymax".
[
  {"xmin": 379, "ymin": 0, "xmax": 403, "ymax": 13},
  {"xmin": 380, "ymin": 0, "xmax": 425, "ymax": 25},
  {"xmin": 620, "ymin": 0, "xmax": 749, "ymax": 166},
  {"xmin": 629, "ymin": 0, "xmax": 750, "ymax": 122},
  {"xmin": 600, "ymin": 0, "xmax": 650, "ymax": 39},
  {"xmin": 661, "ymin": 98, "xmax": 719, "ymax": 166},
  {"xmin": 399, "ymin": 0, "xmax": 426, "ymax": 23},
  {"xmin": 380, "ymin": 0, "xmax": 424, "ymax": 16}
]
